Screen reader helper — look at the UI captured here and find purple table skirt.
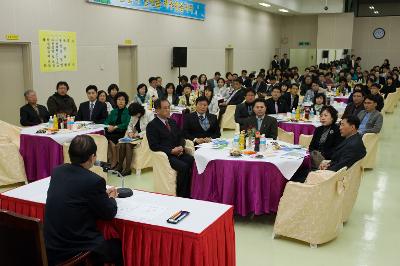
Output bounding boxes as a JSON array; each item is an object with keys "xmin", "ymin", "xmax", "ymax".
[
  {"xmin": 20, "ymin": 131, "xmax": 104, "ymax": 182},
  {"xmin": 278, "ymin": 122, "xmax": 316, "ymax": 144},
  {"xmin": 171, "ymin": 113, "xmax": 184, "ymax": 128},
  {"xmin": 191, "ymin": 158, "xmax": 310, "ymax": 216},
  {"xmin": 334, "ymin": 97, "xmax": 349, "ymax": 104}
]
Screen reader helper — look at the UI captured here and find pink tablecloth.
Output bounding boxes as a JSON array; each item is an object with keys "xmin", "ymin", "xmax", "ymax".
[
  {"xmin": 191, "ymin": 158, "xmax": 310, "ymax": 216},
  {"xmin": 334, "ymin": 97, "xmax": 349, "ymax": 104},
  {"xmin": 171, "ymin": 113, "xmax": 184, "ymax": 128},
  {"xmin": 20, "ymin": 131, "xmax": 103, "ymax": 182},
  {"xmin": 278, "ymin": 122, "xmax": 316, "ymax": 144}
]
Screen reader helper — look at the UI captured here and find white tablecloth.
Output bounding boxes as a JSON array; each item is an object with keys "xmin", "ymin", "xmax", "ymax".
[
  {"xmin": 194, "ymin": 141, "xmax": 307, "ymax": 180},
  {"xmin": 2, "ymin": 177, "xmax": 231, "ymax": 234},
  {"xmin": 21, "ymin": 123, "xmax": 105, "ymax": 145},
  {"xmin": 269, "ymin": 114, "xmax": 322, "ymax": 127}
]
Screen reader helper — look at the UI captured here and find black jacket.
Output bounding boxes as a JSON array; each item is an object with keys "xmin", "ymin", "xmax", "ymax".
[
  {"xmin": 76, "ymin": 101, "xmax": 108, "ymax": 124},
  {"xmin": 227, "ymin": 88, "xmax": 245, "ymax": 105},
  {"xmin": 47, "ymin": 93, "xmax": 77, "ymax": 116},
  {"xmin": 309, "ymin": 124, "xmax": 344, "ymax": 160},
  {"xmin": 282, "ymin": 92, "xmax": 299, "ymax": 110},
  {"xmin": 243, "ymin": 116, "xmax": 278, "ymax": 139},
  {"xmin": 342, "ymin": 102, "xmax": 364, "ymax": 119},
  {"xmin": 183, "ymin": 112, "xmax": 220, "ymax": 143},
  {"xmin": 328, "ymin": 133, "xmax": 366, "ymax": 171},
  {"xmin": 20, "ymin": 104, "xmax": 50, "ymax": 126},
  {"xmin": 252, "ymin": 81, "xmax": 268, "ymax": 93},
  {"xmin": 266, "ymin": 97, "xmax": 289, "ymax": 114},
  {"xmin": 271, "ymin": 60, "xmax": 280, "ymax": 69},
  {"xmin": 235, "ymin": 102, "xmax": 255, "ymax": 127},
  {"xmin": 280, "ymin": 58, "xmax": 290, "ymax": 70},
  {"xmin": 44, "ymin": 164, "xmax": 117, "ymax": 264},
  {"xmin": 146, "ymin": 117, "xmax": 185, "ymax": 156},
  {"xmin": 373, "ymin": 93, "xmax": 384, "ymax": 112},
  {"xmin": 381, "ymin": 84, "xmax": 397, "ymax": 99},
  {"xmin": 300, "ymin": 83, "xmax": 312, "ymax": 96}
]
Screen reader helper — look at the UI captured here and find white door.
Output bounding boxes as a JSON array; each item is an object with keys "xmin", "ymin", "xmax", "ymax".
[
  {"xmin": 0, "ymin": 44, "xmax": 31, "ymax": 125},
  {"xmin": 118, "ymin": 46, "xmax": 137, "ymax": 97},
  {"xmin": 225, "ymin": 48, "xmax": 234, "ymax": 74}
]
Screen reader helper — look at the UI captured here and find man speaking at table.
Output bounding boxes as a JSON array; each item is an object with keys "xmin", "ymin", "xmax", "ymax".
[
  {"xmin": 44, "ymin": 135, "xmax": 122, "ymax": 266},
  {"xmin": 243, "ymin": 99, "xmax": 278, "ymax": 139},
  {"xmin": 147, "ymin": 98, "xmax": 194, "ymax": 198}
]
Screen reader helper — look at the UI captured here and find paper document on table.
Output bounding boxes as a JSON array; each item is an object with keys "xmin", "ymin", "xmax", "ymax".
[
  {"xmin": 281, "ymin": 150, "xmax": 307, "ymax": 160},
  {"xmin": 115, "ymin": 200, "xmax": 167, "ymax": 223}
]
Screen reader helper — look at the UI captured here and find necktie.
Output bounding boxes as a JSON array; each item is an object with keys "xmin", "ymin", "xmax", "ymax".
[
  {"xmin": 257, "ymin": 118, "xmax": 263, "ymax": 130},
  {"xmin": 247, "ymin": 105, "xmax": 252, "ymax": 115},
  {"xmin": 165, "ymin": 121, "xmax": 171, "ymax": 131},
  {"xmin": 199, "ymin": 115, "xmax": 209, "ymax": 131},
  {"xmin": 275, "ymin": 102, "xmax": 279, "ymax": 114},
  {"xmin": 89, "ymin": 102, "xmax": 94, "ymax": 120}
]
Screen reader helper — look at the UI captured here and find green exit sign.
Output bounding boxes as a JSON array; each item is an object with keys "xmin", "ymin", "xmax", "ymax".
[{"xmin": 299, "ymin": 41, "xmax": 311, "ymax": 47}]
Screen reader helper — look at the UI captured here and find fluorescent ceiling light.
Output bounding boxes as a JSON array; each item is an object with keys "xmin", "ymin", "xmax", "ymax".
[
  {"xmin": 369, "ymin": 6, "xmax": 374, "ymax": 10},
  {"xmin": 374, "ymin": 10, "xmax": 379, "ymax": 14},
  {"xmin": 259, "ymin": 3, "xmax": 271, "ymax": 8},
  {"xmin": 278, "ymin": 8, "xmax": 289, "ymax": 13}
]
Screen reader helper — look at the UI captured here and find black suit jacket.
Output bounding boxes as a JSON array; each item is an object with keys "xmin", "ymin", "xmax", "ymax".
[
  {"xmin": 252, "ymin": 81, "xmax": 267, "ymax": 93},
  {"xmin": 328, "ymin": 133, "xmax": 366, "ymax": 171},
  {"xmin": 235, "ymin": 102, "xmax": 255, "ymax": 128},
  {"xmin": 280, "ymin": 58, "xmax": 290, "ymax": 70},
  {"xmin": 146, "ymin": 117, "xmax": 185, "ymax": 156},
  {"xmin": 183, "ymin": 112, "xmax": 220, "ymax": 143},
  {"xmin": 227, "ymin": 88, "xmax": 245, "ymax": 105},
  {"xmin": 271, "ymin": 60, "xmax": 280, "ymax": 69},
  {"xmin": 266, "ymin": 97, "xmax": 289, "ymax": 114},
  {"xmin": 243, "ymin": 116, "xmax": 278, "ymax": 139},
  {"xmin": 243, "ymin": 78, "xmax": 253, "ymax": 88},
  {"xmin": 44, "ymin": 164, "xmax": 117, "ymax": 264},
  {"xmin": 76, "ymin": 101, "xmax": 108, "ymax": 124},
  {"xmin": 342, "ymin": 102, "xmax": 364, "ymax": 118},
  {"xmin": 20, "ymin": 104, "xmax": 50, "ymax": 126},
  {"xmin": 282, "ymin": 93, "xmax": 299, "ymax": 110},
  {"xmin": 309, "ymin": 124, "xmax": 344, "ymax": 160}
]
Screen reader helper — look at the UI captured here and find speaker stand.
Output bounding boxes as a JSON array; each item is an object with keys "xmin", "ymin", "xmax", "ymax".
[{"xmin": 178, "ymin": 67, "xmax": 181, "ymax": 84}]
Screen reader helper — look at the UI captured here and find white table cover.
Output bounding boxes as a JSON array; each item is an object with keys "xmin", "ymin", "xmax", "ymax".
[
  {"xmin": 2, "ymin": 177, "xmax": 231, "ymax": 234},
  {"xmin": 194, "ymin": 141, "xmax": 307, "ymax": 180}
]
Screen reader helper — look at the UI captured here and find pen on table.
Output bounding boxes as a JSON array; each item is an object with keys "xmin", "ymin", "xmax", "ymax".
[{"xmin": 171, "ymin": 210, "xmax": 182, "ymax": 220}]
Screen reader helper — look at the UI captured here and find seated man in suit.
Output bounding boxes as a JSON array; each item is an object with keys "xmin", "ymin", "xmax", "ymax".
[
  {"xmin": 234, "ymin": 88, "xmax": 256, "ymax": 130},
  {"xmin": 218, "ymin": 78, "xmax": 245, "ymax": 124},
  {"xmin": 44, "ymin": 135, "xmax": 122, "ymax": 266},
  {"xmin": 266, "ymin": 86, "xmax": 289, "ymax": 114},
  {"xmin": 243, "ymin": 99, "xmax": 278, "ymax": 139},
  {"xmin": 343, "ymin": 90, "xmax": 365, "ymax": 118},
  {"xmin": 319, "ymin": 115, "xmax": 366, "ymax": 171},
  {"xmin": 283, "ymin": 83, "xmax": 299, "ymax": 111},
  {"xmin": 370, "ymin": 83, "xmax": 384, "ymax": 112},
  {"xmin": 183, "ymin": 96, "xmax": 220, "ymax": 145},
  {"xmin": 357, "ymin": 94, "xmax": 383, "ymax": 136},
  {"xmin": 20, "ymin": 89, "xmax": 50, "ymax": 126},
  {"xmin": 252, "ymin": 74, "xmax": 268, "ymax": 97},
  {"xmin": 304, "ymin": 81, "xmax": 325, "ymax": 103},
  {"xmin": 76, "ymin": 85, "xmax": 108, "ymax": 124},
  {"xmin": 146, "ymin": 99, "xmax": 194, "ymax": 198}
]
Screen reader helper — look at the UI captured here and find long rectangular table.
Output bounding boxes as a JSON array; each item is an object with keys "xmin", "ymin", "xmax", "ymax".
[{"xmin": 0, "ymin": 178, "xmax": 235, "ymax": 266}]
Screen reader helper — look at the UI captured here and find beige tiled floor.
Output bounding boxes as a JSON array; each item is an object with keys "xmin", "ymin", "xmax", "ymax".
[{"xmin": 107, "ymin": 108, "xmax": 399, "ymax": 266}]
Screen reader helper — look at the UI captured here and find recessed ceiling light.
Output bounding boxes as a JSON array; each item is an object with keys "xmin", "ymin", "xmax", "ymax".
[
  {"xmin": 259, "ymin": 3, "xmax": 271, "ymax": 8},
  {"xmin": 278, "ymin": 8, "xmax": 289, "ymax": 13},
  {"xmin": 374, "ymin": 10, "xmax": 379, "ymax": 14},
  {"xmin": 369, "ymin": 6, "xmax": 374, "ymax": 10}
]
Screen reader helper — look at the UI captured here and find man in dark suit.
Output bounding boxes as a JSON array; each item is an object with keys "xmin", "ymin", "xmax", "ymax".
[
  {"xmin": 240, "ymin": 70, "xmax": 248, "ymax": 83},
  {"xmin": 271, "ymin": 55, "xmax": 280, "ymax": 69},
  {"xmin": 218, "ymin": 79, "xmax": 245, "ymax": 124},
  {"xmin": 44, "ymin": 135, "xmax": 122, "ymax": 266},
  {"xmin": 343, "ymin": 90, "xmax": 365, "ymax": 118},
  {"xmin": 280, "ymin": 53, "xmax": 290, "ymax": 70},
  {"xmin": 266, "ymin": 86, "xmax": 289, "ymax": 114},
  {"xmin": 207, "ymin": 72, "xmax": 221, "ymax": 91},
  {"xmin": 320, "ymin": 116, "xmax": 366, "ymax": 171},
  {"xmin": 20, "ymin": 89, "xmax": 50, "ymax": 126},
  {"xmin": 282, "ymin": 83, "xmax": 299, "ymax": 111},
  {"xmin": 183, "ymin": 96, "xmax": 220, "ymax": 145},
  {"xmin": 243, "ymin": 99, "xmax": 278, "ymax": 139},
  {"xmin": 235, "ymin": 88, "xmax": 256, "ymax": 130},
  {"xmin": 243, "ymin": 73, "xmax": 255, "ymax": 88},
  {"xmin": 147, "ymin": 99, "xmax": 194, "ymax": 198},
  {"xmin": 76, "ymin": 85, "xmax": 108, "ymax": 124},
  {"xmin": 252, "ymin": 74, "xmax": 268, "ymax": 95}
]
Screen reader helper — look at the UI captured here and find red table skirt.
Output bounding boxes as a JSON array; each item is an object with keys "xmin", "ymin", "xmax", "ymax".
[{"xmin": 0, "ymin": 195, "xmax": 236, "ymax": 266}]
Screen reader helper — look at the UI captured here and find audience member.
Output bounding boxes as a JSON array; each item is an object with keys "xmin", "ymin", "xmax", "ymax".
[
  {"xmin": 165, "ymin": 83, "xmax": 179, "ymax": 106},
  {"xmin": 47, "ymin": 81, "xmax": 77, "ymax": 116},
  {"xmin": 283, "ymin": 83, "xmax": 299, "ymax": 110},
  {"xmin": 343, "ymin": 90, "xmax": 365, "ymax": 118},
  {"xmin": 381, "ymin": 76, "xmax": 396, "ymax": 99},
  {"xmin": 370, "ymin": 83, "xmax": 384, "ymax": 111},
  {"xmin": 176, "ymin": 75, "xmax": 189, "ymax": 96},
  {"xmin": 178, "ymin": 84, "xmax": 196, "ymax": 111},
  {"xmin": 234, "ymin": 88, "xmax": 256, "ymax": 130},
  {"xmin": 146, "ymin": 99, "xmax": 194, "ymax": 198},
  {"xmin": 107, "ymin": 84, "xmax": 119, "ymax": 108},
  {"xmin": 207, "ymin": 72, "xmax": 221, "ymax": 91},
  {"xmin": 280, "ymin": 53, "xmax": 290, "ymax": 70},
  {"xmin": 97, "ymin": 90, "xmax": 113, "ymax": 114},
  {"xmin": 266, "ymin": 86, "xmax": 289, "ymax": 114},
  {"xmin": 218, "ymin": 79, "xmax": 245, "ymax": 124},
  {"xmin": 204, "ymin": 87, "xmax": 219, "ymax": 115},
  {"xmin": 148, "ymin": 77, "xmax": 160, "ymax": 99},
  {"xmin": 243, "ymin": 99, "xmax": 278, "ymax": 139},
  {"xmin": 357, "ymin": 94, "xmax": 383, "ymax": 135},
  {"xmin": 133, "ymin": 83, "xmax": 150, "ymax": 105},
  {"xmin": 304, "ymin": 81, "xmax": 324, "ymax": 103},
  {"xmin": 20, "ymin": 89, "xmax": 50, "ymax": 126},
  {"xmin": 311, "ymin": 93, "xmax": 326, "ymax": 114},
  {"xmin": 76, "ymin": 85, "xmax": 108, "ymax": 124}
]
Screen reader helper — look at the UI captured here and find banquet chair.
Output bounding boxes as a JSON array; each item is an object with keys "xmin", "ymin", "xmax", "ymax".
[
  {"xmin": 273, "ymin": 167, "xmax": 347, "ymax": 247},
  {"xmin": 0, "ymin": 136, "xmax": 27, "ymax": 187},
  {"xmin": 299, "ymin": 134, "xmax": 313, "ymax": 148},
  {"xmin": 277, "ymin": 128, "xmax": 294, "ymax": 144},
  {"xmin": 382, "ymin": 92, "xmax": 396, "ymax": 113},
  {"xmin": 0, "ymin": 210, "xmax": 93, "ymax": 266},
  {"xmin": 131, "ymin": 134, "xmax": 152, "ymax": 175},
  {"xmin": 0, "ymin": 120, "xmax": 21, "ymax": 148},
  {"xmin": 63, "ymin": 134, "xmax": 108, "ymax": 180},
  {"xmin": 150, "ymin": 140, "xmax": 195, "ymax": 196},
  {"xmin": 221, "ymin": 105, "xmax": 237, "ymax": 131},
  {"xmin": 235, "ymin": 123, "xmax": 240, "ymax": 133},
  {"xmin": 342, "ymin": 160, "xmax": 364, "ymax": 223},
  {"xmin": 362, "ymin": 133, "xmax": 379, "ymax": 169}
]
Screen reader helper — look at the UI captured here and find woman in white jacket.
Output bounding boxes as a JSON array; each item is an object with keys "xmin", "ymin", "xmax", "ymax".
[{"xmin": 204, "ymin": 87, "xmax": 219, "ymax": 115}]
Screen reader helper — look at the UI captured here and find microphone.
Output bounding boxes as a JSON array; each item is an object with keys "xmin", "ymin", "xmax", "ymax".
[{"xmin": 94, "ymin": 160, "xmax": 133, "ymax": 198}]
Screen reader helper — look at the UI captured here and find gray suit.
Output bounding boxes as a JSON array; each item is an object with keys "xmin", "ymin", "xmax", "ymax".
[{"xmin": 357, "ymin": 110, "xmax": 383, "ymax": 135}]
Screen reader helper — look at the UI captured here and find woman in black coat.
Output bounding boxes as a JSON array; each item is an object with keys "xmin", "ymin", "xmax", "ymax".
[{"xmin": 309, "ymin": 105, "xmax": 344, "ymax": 169}]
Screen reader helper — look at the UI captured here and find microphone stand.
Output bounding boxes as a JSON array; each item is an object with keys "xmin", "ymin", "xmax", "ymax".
[{"xmin": 107, "ymin": 170, "xmax": 133, "ymax": 198}]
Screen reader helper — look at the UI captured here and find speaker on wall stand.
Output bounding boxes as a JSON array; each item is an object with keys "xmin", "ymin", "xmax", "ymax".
[{"xmin": 172, "ymin": 47, "xmax": 187, "ymax": 82}]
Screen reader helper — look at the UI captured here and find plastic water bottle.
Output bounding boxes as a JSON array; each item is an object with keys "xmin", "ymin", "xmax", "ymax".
[
  {"xmin": 48, "ymin": 116, "xmax": 53, "ymax": 129},
  {"xmin": 233, "ymin": 134, "xmax": 239, "ymax": 149},
  {"xmin": 260, "ymin": 135, "xmax": 266, "ymax": 152},
  {"xmin": 291, "ymin": 108, "xmax": 296, "ymax": 119}
]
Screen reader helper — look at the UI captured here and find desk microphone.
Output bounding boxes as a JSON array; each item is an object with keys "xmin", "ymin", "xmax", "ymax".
[{"xmin": 94, "ymin": 160, "xmax": 133, "ymax": 198}]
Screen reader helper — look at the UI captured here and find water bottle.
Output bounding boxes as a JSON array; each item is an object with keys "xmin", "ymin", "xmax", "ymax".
[
  {"xmin": 233, "ymin": 134, "xmax": 239, "ymax": 148},
  {"xmin": 260, "ymin": 135, "xmax": 266, "ymax": 152},
  {"xmin": 291, "ymin": 108, "xmax": 296, "ymax": 119},
  {"xmin": 48, "ymin": 116, "xmax": 53, "ymax": 129}
]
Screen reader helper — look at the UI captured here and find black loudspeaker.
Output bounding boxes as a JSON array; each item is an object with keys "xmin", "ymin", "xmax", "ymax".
[
  {"xmin": 172, "ymin": 47, "xmax": 187, "ymax": 67},
  {"xmin": 343, "ymin": 49, "xmax": 349, "ymax": 55},
  {"xmin": 322, "ymin": 50, "xmax": 329, "ymax": 59}
]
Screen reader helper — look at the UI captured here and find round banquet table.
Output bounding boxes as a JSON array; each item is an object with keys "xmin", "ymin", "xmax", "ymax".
[
  {"xmin": 334, "ymin": 96, "xmax": 349, "ymax": 104},
  {"xmin": 278, "ymin": 122, "xmax": 317, "ymax": 144}
]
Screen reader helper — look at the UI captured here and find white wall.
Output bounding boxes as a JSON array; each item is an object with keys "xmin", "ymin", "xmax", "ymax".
[
  {"xmin": 352, "ymin": 16, "xmax": 400, "ymax": 70},
  {"xmin": 0, "ymin": 0, "xmax": 282, "ymax": 105},
  {"xmin": 317, "ymin": 13, "xmax": 354, "ymax": 49},
  {"xmin": 281, "ymin": 15, "xmax": 318, "ymax": 51}
]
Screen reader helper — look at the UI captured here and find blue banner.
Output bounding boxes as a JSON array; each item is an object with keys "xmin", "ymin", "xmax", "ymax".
[{"xmin": 88, "ymin": 0, "xmax": 206, "ymax": 21}]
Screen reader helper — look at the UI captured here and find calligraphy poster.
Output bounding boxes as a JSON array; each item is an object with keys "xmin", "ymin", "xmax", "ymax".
[{"xmin": 39, "ymin": 30, "xmax": 77, "ymax": 72}]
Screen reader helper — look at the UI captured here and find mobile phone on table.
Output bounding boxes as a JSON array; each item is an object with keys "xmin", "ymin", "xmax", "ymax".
[{"xmin": 167, "ymin": 211, "xmax": 190, "ymax": 224}]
